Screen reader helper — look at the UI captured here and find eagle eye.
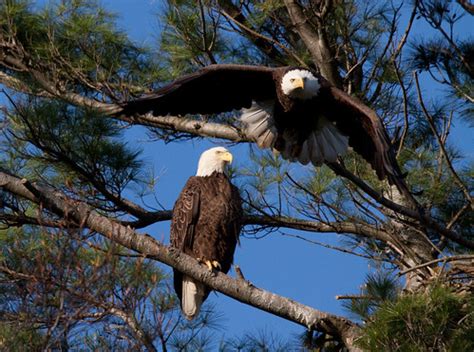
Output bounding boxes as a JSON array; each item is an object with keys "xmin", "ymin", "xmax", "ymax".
[{"xmin": 290, "ymin": 78, "xmax": 295, "ymax": 82}]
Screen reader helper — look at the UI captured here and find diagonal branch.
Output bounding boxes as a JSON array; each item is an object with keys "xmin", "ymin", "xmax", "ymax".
[
  {"xmin": 326, "ymin": 162, "xmax": 474, "ymax": 249},
  {"xmin": 0, "ymin": 170, "xmax": 361, "ymax": 351},
  {"xmin": 218, "ymin": 7, "xmax": 307, "ymax": 67},
  {"xmin": 216, "ymin": 0, "xmax": 289, "ymax": 64},
  {"xmin": 244, "ymin": 214, "xmax": 391, "ymax": 242}
]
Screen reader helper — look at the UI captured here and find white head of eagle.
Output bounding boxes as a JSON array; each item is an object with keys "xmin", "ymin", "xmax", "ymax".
[
  {"xmin": 281, "ymin": 69, "xmax": 320, "ymax": 100},
  {"xmin": 196, "ymin": 147, "xmax": 233, "ymax": 177}
]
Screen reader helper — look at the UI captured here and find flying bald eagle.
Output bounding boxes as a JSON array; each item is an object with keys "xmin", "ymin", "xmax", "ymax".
[
  {"xmin": 170, "ymin": 147, "xmax": 242, "ymax": 320},
  {"xmin": 122, "ymin": 64, "xmax": 405, "ymax": 185}
]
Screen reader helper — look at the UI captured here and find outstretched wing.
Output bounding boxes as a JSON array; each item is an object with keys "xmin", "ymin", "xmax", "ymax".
[
  {"xmin": 319, "ymin": 82, "xmax": 405, "ymax": 185},
  {"xmin": 121, "ymin": 64, "xmax": 277, "ymax": 116}
]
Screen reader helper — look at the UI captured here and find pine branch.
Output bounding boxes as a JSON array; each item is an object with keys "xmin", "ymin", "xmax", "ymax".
[{"xmin": 414, "ymin": 72, "xmax": 473, "ymax": 208}]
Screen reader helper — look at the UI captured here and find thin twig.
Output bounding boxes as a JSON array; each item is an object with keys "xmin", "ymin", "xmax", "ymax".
[
  {"xmin": 219, "ymin": 9, "xmax": 307, "ymax": 67},
  {"xmin": 399, "ymin": 254, "xmax": 474, "ymax": 276},
  {"xmin": 414, "ymin": 72, "xmax": 473, "ymax": 207}
]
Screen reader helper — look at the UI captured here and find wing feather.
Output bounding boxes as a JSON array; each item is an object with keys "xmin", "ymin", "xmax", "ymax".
[
  {"xmin": 170, "ymin": 178, "xmax": 201, "ymax": 252},
  {"xmin": 318, "ymin": 83, "xmax": 405, "ymax": 185},
  {"xmin": 121, "ymin": 64, "xmax": 277, "ymax": 116},
  {"xmin": 170, "ymin": 178, "xmax": 201, "ymax": 305}
]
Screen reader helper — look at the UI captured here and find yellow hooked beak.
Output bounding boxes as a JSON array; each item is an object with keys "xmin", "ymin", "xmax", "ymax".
[
  {"xmin": 292, "ymin": 77, "xmax": 305, "ymax": 90},
  {"xmin": 221, "ymin": 151, "xmax": 233, "ymax": 164}
]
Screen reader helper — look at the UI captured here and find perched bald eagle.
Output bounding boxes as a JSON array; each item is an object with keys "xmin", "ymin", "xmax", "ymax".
[
  {"xmin": 170, "ymin": 147, "xmax": 242, "ymax": 320},
  {"xmin": 122, "ymin": 64, "xmax": 404, "ymax": 184}
]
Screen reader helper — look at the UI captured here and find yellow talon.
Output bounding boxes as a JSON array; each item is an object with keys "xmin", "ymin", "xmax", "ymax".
[{"xmin": 204, "ymin": 260, "xmax": 214, "ymax": 271}]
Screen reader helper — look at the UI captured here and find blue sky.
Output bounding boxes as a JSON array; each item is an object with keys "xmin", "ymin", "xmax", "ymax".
[
  {"xmin": 18, "ymin": 0, "xmax": 474, "ymax": 344},
  {"xmin": 96, "ymin": 0, "xmax": 371, "ymax": 339}
]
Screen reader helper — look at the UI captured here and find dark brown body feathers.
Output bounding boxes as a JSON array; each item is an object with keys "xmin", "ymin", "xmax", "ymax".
[{"xmin": 170, "ymin": 172, "xmax": 242, "ymax": 306}]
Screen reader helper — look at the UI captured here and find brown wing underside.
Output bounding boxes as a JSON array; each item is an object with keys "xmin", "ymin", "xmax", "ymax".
[
  {"xmin": 121, "ymin": 64, "xmax": 277, "ymax": 116},
  {"xmin": 170, "ymin": 174, "xmax": 242, "ymax": 305}
]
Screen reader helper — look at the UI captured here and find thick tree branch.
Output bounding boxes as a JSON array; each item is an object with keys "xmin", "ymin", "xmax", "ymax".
[
  {"xmin": 118, "ymin": 112, "xmax": 244, "ymax": 142},
  {"xmin": 0, "ymin": 71, "xmax": 50, "ymax": 98},
  {"xmin": 0, "ymin": 170, "xmax": 361, "ymax": 351},
  {"xmin": 121, "ymin": 210, "xmax": 391, "ymax": 242},
  {"xmin": 283, "ymin": 0, "xmax": 343, "ymax": 87}
]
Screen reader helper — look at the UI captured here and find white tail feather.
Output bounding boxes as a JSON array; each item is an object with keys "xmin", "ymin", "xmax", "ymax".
[
  {"xmin": 241, "ymin": 101, "xmax": 277, "ymax": 148},
  {"xmin": 297, "ymin": 124, "xmax": 349, "ymax": 166},
  {"xmin": 182, "ymin": 276, "xmax": 205, "ymax": 320},
  {"xmin": 314, "ymin": 124, "xmax": 348, "ymax": 163}
]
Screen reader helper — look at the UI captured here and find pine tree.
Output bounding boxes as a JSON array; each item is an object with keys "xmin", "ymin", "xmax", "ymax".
[{"xmin": 1, "ymin": 0, "xmax": 472, "ymax": 350}]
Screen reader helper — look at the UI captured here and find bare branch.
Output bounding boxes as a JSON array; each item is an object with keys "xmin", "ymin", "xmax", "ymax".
[
  {"xmin": 394, "ymin": 62, "xmax": 410, "ymax": 156},
  {"xmin": 118, "ymin": 113, "xmax": 244, "ymax": 142},
  {"xmin": 109, "ymin": 307, "xmax": 158, "ymax": 352},
  {"xmin": 0, "ymin": 170, "xmax": 361, "ymax": 350},
  {"xmin": 399, "ymin": 254, "xmax": 474, "ymax": 276},
  {"xmin": 245, "ymin": 213, "xmax": 391, "ymax": 242}
]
